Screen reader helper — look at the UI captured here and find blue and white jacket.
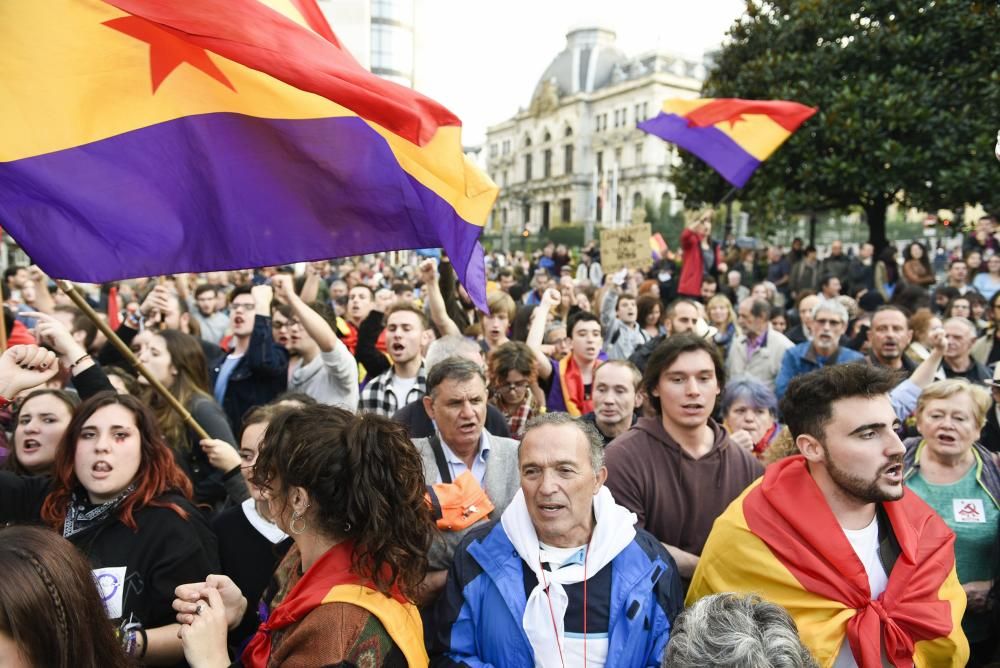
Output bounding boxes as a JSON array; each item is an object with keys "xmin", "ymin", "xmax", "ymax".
[{"xmin": 428, "ymin": 520, "xmax": 683, "ymax": 667}]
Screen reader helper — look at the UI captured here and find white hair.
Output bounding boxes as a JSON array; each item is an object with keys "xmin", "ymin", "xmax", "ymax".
[
  {"xmin": 810, "ymin": 298, "xmax": 849, "ymax": 323},
  {"xmin": 663, "ymin": 593, "xmax": 817, "ymax": 668}
]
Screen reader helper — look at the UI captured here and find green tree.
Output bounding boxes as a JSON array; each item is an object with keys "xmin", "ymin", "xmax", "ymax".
[{"xmin": 671, "ymin": 0, "xmax": 1000, "ymax": 250}]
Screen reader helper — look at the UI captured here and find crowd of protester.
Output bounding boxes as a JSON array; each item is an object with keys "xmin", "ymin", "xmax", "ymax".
[{"xmin": 0, "ymin": 210, "xmax": 997, "ymax": 666}]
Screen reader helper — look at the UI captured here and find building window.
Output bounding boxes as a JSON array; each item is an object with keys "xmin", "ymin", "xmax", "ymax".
[
  {"xmin": 616, "ymin": 195, "xmax": 622, "ymax": 222},
  {"xmin": 543, "ymin": 149, "xmax": 552, "ymax": 178},
  {"xmin": 542, "ymin": 202, "xmax": 550, "ymax": 230},
  {"xmin": 564, "ymin": 126, "xmax": 573, "ymax": 137},
  {"xmin": 502, "ymin": 140, "xmax": 511, "ymax": 155},
  {"xmin": 614, "ymin": 148, "xmax": 623, "ymax": 166},
  {"xmin": 370, "ymin": 23, "xmax": 413, "ymax": 76},
  {"xmin": 596, "ymin": 151, "xmax": 603, "ymax": 175},
  {"xmin": 561, "ymin": 198, "xmax": 571, "ymax": 223},
  {"xmin": 597, "ymin": 196, "xmax": 603, "ymax": 222},
  {"xmin": 635, "ymin": 142, "xmax": 643, "ymax": 165},
  {"xmin": 502, "ymin": 169, "xmax": 508, "ymax": 186},
  {"xmin": 642, "ymin": 102, "xmax": 649, "ymax": 120},
  {"xmin": 502, "ymin": 207, "xmax": 508, "ymax": 227},
  {"xmin": 371, "ymin": 0, "xmax": 414, "ymax": 22},
  {"xmin": 563, "ymin": 145, "xmax": 574, "ymax": 174},
  {"xmin": 524, "ymin": 154, "xmax": 533, "ymax": 181},
  {"xmin": 522, "ymin": 201, "xmax": 531, "ymax": 225},
  {"xmin": 489, "ymin": 144, "xmax": 498, "ymax": 158}
]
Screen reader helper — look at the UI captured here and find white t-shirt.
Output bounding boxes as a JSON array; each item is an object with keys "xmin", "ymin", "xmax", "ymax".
[
  {"xmin": 832, "ymin": 515, "xmax": 891, "ymax": 668},
  {"xmin": 389, "ymin": 374, "xmax": 419, "ymax": 406}
]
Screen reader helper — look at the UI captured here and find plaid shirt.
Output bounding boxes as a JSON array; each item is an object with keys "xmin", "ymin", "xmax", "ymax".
[{"xmin": 358, "ymin": 362, "xmax": 427, "ymax": 417}]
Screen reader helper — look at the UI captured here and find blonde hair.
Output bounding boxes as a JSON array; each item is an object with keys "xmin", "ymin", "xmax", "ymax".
[
  {"xmin": 706, "ymin": 294, "xmax": 739, "ymax": 330},
  {"xmin": 916, "ymin": 379, "xmax": 991, "ymax": 428}
]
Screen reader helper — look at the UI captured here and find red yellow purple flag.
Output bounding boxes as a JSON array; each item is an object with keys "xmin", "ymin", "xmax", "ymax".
[
  {"xmin": 638, "ymin": 98, "xmax": 817, "ymax": 188},
  {"xmin": 0, "ymin": 0, "xmax": 496, "ymax": 309}
]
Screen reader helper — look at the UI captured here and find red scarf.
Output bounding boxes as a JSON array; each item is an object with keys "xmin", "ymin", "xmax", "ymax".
[
  {"xmin": 743, "ymin": 456, "xmax": 957, "ymax": 668},
  {"xmin": 753, "ymin": 422, "xmax": 779, "ymax": 455},
  {"xmin": 242, "ymin": 541, "xmax": 406, "ymax": 667},
  {"xmin": 558, "ymin": 354, "xmax": 593, "ymax": 417}
]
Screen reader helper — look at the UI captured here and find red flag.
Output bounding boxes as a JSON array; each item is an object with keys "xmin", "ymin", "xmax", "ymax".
[{"xmin": 107, "ymin": 286, "xmax": 121, "ymax": 330}]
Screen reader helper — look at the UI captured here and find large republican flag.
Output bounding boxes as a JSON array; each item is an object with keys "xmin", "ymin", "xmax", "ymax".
[
  {"xmin": 638, "ymin": 98, "xmax": 817, "ymax": 188},
  {"xmin": 0, "ymin": 0, "xmax": 497, "ymax": 309}
]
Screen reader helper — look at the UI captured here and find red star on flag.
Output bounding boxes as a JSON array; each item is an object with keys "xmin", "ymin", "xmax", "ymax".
[{"xmin": 104, "ymin": 15, "xmax": 235, "ymax": 94}]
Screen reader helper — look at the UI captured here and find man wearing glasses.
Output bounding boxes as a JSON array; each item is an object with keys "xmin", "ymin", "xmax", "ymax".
[
  {"xmin": 210, "ymin": 284, "xmax": 288, "ymax": 430},
  {"xmin": 775, "ymin": 299, "xmax": 864, "ymax": 399}
]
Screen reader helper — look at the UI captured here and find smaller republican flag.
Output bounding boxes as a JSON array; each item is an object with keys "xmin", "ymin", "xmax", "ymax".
[
  {"xmin": 649, "ymin": 233, "xmax": 668, "ymax": 261},
  {"xmin": 639, "ymin": 98, "xmax": 817, "ymax": 188}
]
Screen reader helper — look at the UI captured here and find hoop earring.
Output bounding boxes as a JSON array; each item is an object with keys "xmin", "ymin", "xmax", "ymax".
[
  {"xmin": 343, "ymin": 521, "xmax": 352, "ymax": 533},
  {"xmin": 288, "ymin": 506, "xmax": 308, "ymax": 536}
]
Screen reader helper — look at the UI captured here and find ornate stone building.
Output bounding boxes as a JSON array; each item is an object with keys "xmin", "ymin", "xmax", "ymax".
[{"xmin": 485, "ymin": 27, "xmax": 704, "ymax": 241}]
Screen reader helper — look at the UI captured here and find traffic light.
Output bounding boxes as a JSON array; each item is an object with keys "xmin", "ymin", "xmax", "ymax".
[{"xmin": 521, "ymin": 227, "xmax": 530, "ymax": 238}]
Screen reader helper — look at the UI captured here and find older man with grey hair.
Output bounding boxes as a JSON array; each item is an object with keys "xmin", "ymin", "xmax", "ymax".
[
  {"xmin": 431, "ymin": 413, "xmax": 684, "ymax": 667},
  {"xmin": 941, "ymin": 316, "xmax": 991, "ymax": 383},
  {"xmin": 411, "ymin": 356, "xmax": 521, "ymax": 604},
  {"xmin": 663, "ymin": 593, "xmax": 817, "ymax": 667},
  {"xmin": 727, "ymin": 297, "xmax": 794, "ymax": 391},
  {"xmin": 391, "ymin": 336, "xmax": 512, "ymax": 438},
  {"xmin": 775, "ymin": 298, "xmax": 864, "ymax": 399}
]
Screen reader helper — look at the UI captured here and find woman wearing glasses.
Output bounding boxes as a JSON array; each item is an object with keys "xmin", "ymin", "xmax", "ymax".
[{"xmin": 487, "ymin": 341, "xmax": 543, "ymax": 440}]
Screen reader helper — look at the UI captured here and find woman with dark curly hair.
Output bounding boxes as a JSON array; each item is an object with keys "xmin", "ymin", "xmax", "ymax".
[
  {"xmin": 174, "ymin": 405, "xmax": 434, "ymax": 667},
  {"xmin": 487, "ymin": 341, "xmax": 542, "ymax": 439}
]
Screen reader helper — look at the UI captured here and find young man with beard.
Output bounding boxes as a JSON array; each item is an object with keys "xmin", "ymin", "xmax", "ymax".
[
  {"xmin": 776, "ymin": 299, "xmax": 864, "ymax": 399},
  {"xmin": 604, "ymin": 334, "xmax": 763, "ymax": 582},
  {"xmin": 688, "ymin": 364, "xmax": 969, "ymax": 667},
  {"xmin": 580, "ymin": 360, "xmax": 643, "ymax": 446},
  {"xmin": 527, "ymin": 288, "xmax": 604, "ymax": 415},
  {"xmin": 271, "ymin": 275, "xmax": 357, "ymax": 409},
  {"xmin": 210, "ymin": 284, "xmax": 288, "ymax": 430},
  {"xmin": 358, "ymin": 302, "xmax": 432, "ymax": 417}
]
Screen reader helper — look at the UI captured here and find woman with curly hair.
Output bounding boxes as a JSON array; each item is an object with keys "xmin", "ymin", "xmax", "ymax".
[
  {"xmin": 174, "ymin": 405, "xmax": 434, "ymax": 667},
  {"xmin": 487, "ymin": 341, "xmax": 542, "ymax": 439},
  {"xmin": 0, "ymin": 346, "xmax": 218, "ymax": 665}
]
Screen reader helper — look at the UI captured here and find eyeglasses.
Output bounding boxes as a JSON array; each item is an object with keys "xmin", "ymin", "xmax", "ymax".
[
  {"xmin": 230, "ymin": 302, "xmax": 255, "ymax": 312},
  {"xmin": 500, "ymin": 381, "xmax": 531, "ymax": 393},
  {"xmin": 272, "ymin": 319, "xmax": 300, "ymax": 330}
]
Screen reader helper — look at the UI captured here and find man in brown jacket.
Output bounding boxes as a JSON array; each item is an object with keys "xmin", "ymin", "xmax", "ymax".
[{"xmin": 604, "ymin": 333, "xmax": 763, "ymax": 583}]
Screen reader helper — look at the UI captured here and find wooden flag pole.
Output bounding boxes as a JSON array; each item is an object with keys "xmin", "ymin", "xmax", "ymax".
[
  {"xmin": 57, "ymin": 280, "xmax": 210, "ymax": 441},
  {"xmin": 0, "ymin": 230, "xmax": 6, "ymax": 351}
]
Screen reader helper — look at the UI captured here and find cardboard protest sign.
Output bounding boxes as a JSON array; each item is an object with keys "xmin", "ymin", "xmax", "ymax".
[{"xmin": 600, "ymin": 223, "xmax": 653, "ymax": 274}]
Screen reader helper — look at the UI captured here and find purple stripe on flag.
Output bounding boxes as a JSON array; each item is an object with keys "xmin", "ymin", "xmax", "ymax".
[
  {"xmin": 638, "ymin": 113, "xmax": 761, "ymax": 188},
  {"xmin": 0, "ymin": 113, "xmax": 487, "ymax": 309}
]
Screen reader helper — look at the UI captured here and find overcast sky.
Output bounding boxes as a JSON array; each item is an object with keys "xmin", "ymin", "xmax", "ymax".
[{"xmin": 413, "ymin": 0, "xmax": 747, "ymax": 144}]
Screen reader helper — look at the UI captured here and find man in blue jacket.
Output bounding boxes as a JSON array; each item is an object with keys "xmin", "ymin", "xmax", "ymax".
[
  {"xmin": 429, "ymin": 412, "xmax": 683, "ymax": 668},
  {"xmin": 775, "ymin": 298, "xmax": 864, "ymax": 399}
]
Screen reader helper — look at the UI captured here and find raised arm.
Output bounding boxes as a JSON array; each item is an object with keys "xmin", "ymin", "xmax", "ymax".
[
  {"xmin": 273, "ymin": 274, "xmax": 337, "ymax": 352},
  {"xmin": 526, "ymin": 288, "xmax": 562, "ymax": 381},
  {"xmin": 418, "ymin": 259, "xmax": 461, "ymax": 337}
]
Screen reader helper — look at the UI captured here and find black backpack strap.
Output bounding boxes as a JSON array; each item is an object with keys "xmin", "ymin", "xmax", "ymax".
[{"xmin": 428, "ymin": 434, "xmax": 452, "ymax": 484}]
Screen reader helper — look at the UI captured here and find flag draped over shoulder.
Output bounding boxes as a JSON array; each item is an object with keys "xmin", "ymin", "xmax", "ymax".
[
  {"xmin": 687, "ymin": 455, "xmax": 968, "ymax": 668},
  {"xmin": 638, "ymin": 98, "xmax": 816, "ymax": 188},
  {"xmin": 0, "ymin": 0, "xmax": 496, "ymax": 309}
]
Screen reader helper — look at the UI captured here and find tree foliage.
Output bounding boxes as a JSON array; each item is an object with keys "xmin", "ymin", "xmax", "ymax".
[{"xmin": 670, "ymin": 0, "xmax": 1000, "ymax": 248}]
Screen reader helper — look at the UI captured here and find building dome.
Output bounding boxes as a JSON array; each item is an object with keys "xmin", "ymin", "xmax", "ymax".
[{"xmin": 531, "ymin": 27, "xmax": 629, "ymax": 102}]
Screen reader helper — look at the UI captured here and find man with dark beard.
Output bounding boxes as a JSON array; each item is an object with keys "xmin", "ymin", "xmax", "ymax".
[{"xmin": 687, "ymin": 364, "xmax": 969, "ymax": 667}]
